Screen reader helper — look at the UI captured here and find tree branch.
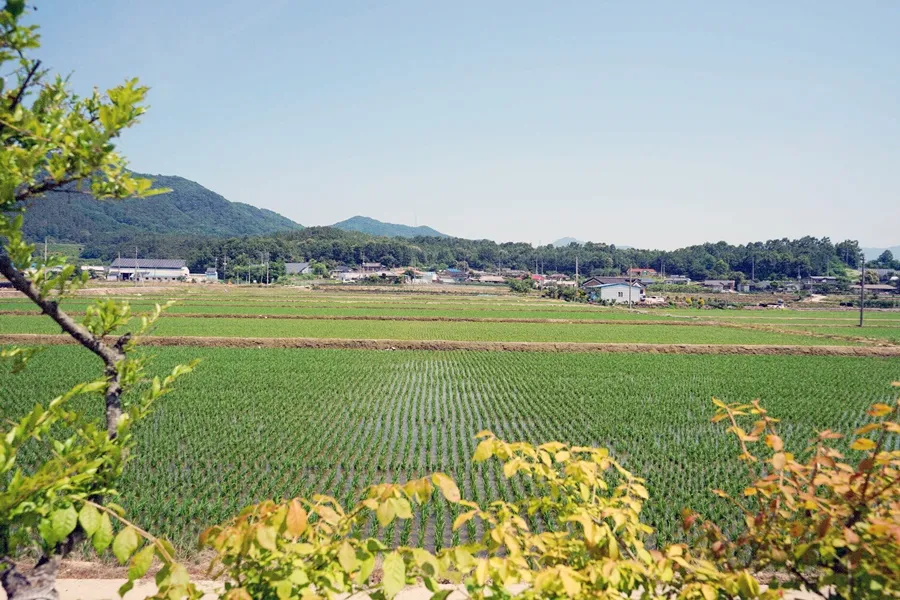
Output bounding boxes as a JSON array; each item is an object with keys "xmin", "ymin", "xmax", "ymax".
[
  {"xmin": 0, "ymin": 250, "xmax": 125, "ymax": 438},
  {"xmin": 7, "ymin": 59, "xmax": 40, "ymax": 114},
  {"xmin": 15, "ymin": 176, "xmax": 80, "ymax": 203}
]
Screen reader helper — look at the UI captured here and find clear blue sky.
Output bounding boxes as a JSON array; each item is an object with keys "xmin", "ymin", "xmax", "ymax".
[{"xmin": 35, "ymin": 1, "xmax": 900, "ymax": 249}]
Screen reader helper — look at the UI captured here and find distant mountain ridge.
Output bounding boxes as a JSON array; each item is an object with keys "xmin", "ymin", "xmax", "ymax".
[
  {"xmin": 21, "ymin": 173, "xmax": 302, "ymax": 243},
  {"xmin": 862, "ymin": 246, "xmax": 900, "ymax": 261},
  {"xmin": 552, "ymin": 237, "xmax": 632, "ymax": 249},
  {"xmin": 552, "ymin": 237, "xmax": 585, "ymax": 247},
  {"xmin": 331, "ymin": 216, "xmax": 448, "ymax": 238}
]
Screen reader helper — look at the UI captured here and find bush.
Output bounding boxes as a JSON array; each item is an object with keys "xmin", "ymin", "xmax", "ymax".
[
  {"xmin": 198, "ymin": 391, "xmax": 900, "ymax": 600},
  {"xmin": 507, "ymin": 278, "xmax": 533, "ymax": 294}
]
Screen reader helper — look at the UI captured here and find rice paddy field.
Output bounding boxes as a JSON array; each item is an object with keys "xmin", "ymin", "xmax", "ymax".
[{"xmin": 1, "ymin": 283, "xmax": 899, "ymax": 555}]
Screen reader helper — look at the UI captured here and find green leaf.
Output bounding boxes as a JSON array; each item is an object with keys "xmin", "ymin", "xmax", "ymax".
[
  {"xmin": 6, "ymin": 0, "xmax": 26, "ymax": 18},
  {"xmin": 356, "ymin": 554, "xmax": 375, "ymax": 585},
  {"xmin": 112, "ymin": 527, "xmax": 140, "ymax": 564},
  {"xmin": 338, "ymin": 540, "xmax": 358, "ymax": 572},
  {"xmin": 78, "ymin": 504, "xmax": 102, "ymax": 537},
  {"xmin": 128, "ymin": 545, "xmax": 155, "ymax": 580},
  {"xmin": 430, "ymin": 590, "xmax": 453, "ymax": 600},
  {"xmin": 50, "ymin": 505, "xmax": 78, "ymax": 542},
  {"xmin": 256, "ymin": 525, "xmax": 277, "ymax": 551},
  {"xmin": 275, "ymin": 580, "xmax": 292, "ymax": 600},
  {"xmin": 381, "ymin": 551, "xmax": 406, "ymax": 600},
  {"xmin": 391, "ymin": 498, "xmax": 413, "ymax": 520},
  {"xmin": 737, "ymin": 571, "xmax": 760, "ymax": 597},
  {"xmin": 93, "ymin": 512, "xmax": 114, "ymax": 553},
  {"xmin": 376, "ymin": 501, "xmax": 395, "ymax": 528}
]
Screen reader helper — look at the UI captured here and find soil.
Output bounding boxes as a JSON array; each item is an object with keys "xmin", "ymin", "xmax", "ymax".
[{"xmin": 2, "ymin": 333, "xmax": 899, "ymax": 356}]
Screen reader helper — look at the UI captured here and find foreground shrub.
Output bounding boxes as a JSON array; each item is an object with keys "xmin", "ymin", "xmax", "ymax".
[
  {"xmin": 202, "ymin": 432, "xmax": 766, "ymax": 600},
  {"xmin": 201, "ymin": 389, "xmax": 899, "ymax": 600},
  {"xmin": 685, "ymin": 392, "xmax": 900, "ymax": 598}
]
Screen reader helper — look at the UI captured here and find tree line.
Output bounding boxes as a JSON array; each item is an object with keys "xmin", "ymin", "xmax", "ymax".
[{"xmin": 77, "ymin": 228, "xmax": 869, "ymax": 282}]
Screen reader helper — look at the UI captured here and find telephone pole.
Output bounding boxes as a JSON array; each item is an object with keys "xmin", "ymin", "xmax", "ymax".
[
  {"xmin": 628, "ymin": 264, "xmax": 633, "ymax": 308},
  {"xmin": 859, "ymin": 252, "xmax": 865, "ymax": 327}
]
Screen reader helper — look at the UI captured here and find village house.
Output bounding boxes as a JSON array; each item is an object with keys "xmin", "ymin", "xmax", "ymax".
[
  {"xmin": 551, "ymin": 279, "xmax": 577, "ymax": 288},
  {"xmin": 700, "ymin": 279, "xmax": 736, "ymax": 292},
  {"xmin": 79, "ymin": 265, "xmax": 106, "ymax": 279},
  {"xmin": 285, "ymin": 262, "xmax": 312, "ymax": 275},
  {"xmin": 476, "ymin": 275, "xmax": 506, "ymax": 284},
  {"xmin": 409, "ymin": 270, "xmax": 437, "ymax": 284},
  {"xmin": 807, "ymin": 275, "xmax": 838, "ymax": 285},
  {"xmin": 869, "ymin": 268, "xmax": 897, "ymax": 282},
  {"xmin": 580, "ymin": 276, "xmax": 636, "ymax": 288},
  {"xmin": 662, "ymin": 275, "xmax": 691, "ymax": 285},
  {"xmin": 107, "ymin": 258, "xmax": 188, "ymax": 281},
  {"xmin": 851, "ymin": 284, "xmax": 897, "ymax": 296},
  {"xmin": 361, "ymin": 262, "xmax": 384, "ymax": 273},
  {"xmin": 437, "ymin": 268, "xmax": 467, "ymax": 283},
  {"xmin": 586, "ymin": 282, "xmax": 646, "ymax": 304},
  {"xmin": 627, "ymin": 267, "xmax": 657, "ymax": 277},
  {"xmin": 335, "ymin": 270, "xmax": 365, "ymax": 282}
]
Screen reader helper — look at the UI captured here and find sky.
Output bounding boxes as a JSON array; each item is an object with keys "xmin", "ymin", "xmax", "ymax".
[{"xmin": 33, "ymin": 1, "xmax": 900, "ymax": 250}]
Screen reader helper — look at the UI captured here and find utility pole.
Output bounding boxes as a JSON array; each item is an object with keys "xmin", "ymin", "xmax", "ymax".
[
  {"xmin": 859, "ymin": 252, "xmax": 865, "ymax": 327},
  {"xmin": 628, "ymin": 264, "xmax": 633, "ymax": 308},
  {"xmin": 134, "ymin": 246, "xmax": 139, "ymax": 285},
  {"xmin": 751, "ymin": 254, "xmax": 755, "ymax": 282},
  {"xmin": 44, "ymin": 237, "xmax": 48, "ymax": 263}
]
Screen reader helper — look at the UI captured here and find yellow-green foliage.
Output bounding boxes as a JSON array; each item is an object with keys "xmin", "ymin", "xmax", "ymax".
[
  {"xmin": 685, "ymin": 388, "xmax": 900, "ymax": 598},
  {"xmin": 199, "ymin": 389, "xmax": 900, "ymax": 600},
  {"xmin": 202, "ymin": 432, "xmax": 768, "ymax": 600}
]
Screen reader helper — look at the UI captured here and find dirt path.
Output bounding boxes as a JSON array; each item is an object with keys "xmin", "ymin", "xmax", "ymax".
[{"xmin": 3, "ymin": 333, "xmax": 899, "ymax": 356}]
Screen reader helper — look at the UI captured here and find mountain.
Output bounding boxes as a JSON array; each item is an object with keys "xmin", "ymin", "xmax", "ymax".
[
  {"xmin": 331, "ymin": 216, "xmax": 448, "ymax": 238},
  {"xmin": 552, "ymin": 237, "xmax": 585, "ymax": 247},
  {"xmin": 552, "ymin": 237, "xmax": 632, "ymax": 249},
  {"xmin": 21, "ymin": 174, "xmax": 302, "ymax": 243},
  {"xmin": 862, "ymin": 246, "xmax": 900, "ymax": 261}
]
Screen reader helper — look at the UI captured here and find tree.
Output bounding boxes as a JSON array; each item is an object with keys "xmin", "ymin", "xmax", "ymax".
[
  {"xmin": 0, "ymin": 4, "xmax": 198, "ymax": 598},
  {"xmin": 312, "ymin": 260, "xmax": 330, "ymax": 278},
  {"xmin": 877, "ymin": 249, "xmax": 894, "ymax": 266},
  {"xmin": 507, "ymin": 277, "xmax": 533, "ymax": 294}
]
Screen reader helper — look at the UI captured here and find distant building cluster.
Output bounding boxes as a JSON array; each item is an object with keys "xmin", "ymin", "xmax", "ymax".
[{"xmin": 62, "ymin": 257, "xmax": 897, "ymax": 304}]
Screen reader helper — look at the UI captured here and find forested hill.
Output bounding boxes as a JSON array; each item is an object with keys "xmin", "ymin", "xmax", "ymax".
[
  {"xmin": 21, "ymin": 174, "xmax": 302, "ymax": 242},
  {"xmin": 331, "ymin": 216, "xmax": 448, "ymax": 238},
  {"xmin": 81, "ymin": 227, "xmax": 866, "ymax": 283}
]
